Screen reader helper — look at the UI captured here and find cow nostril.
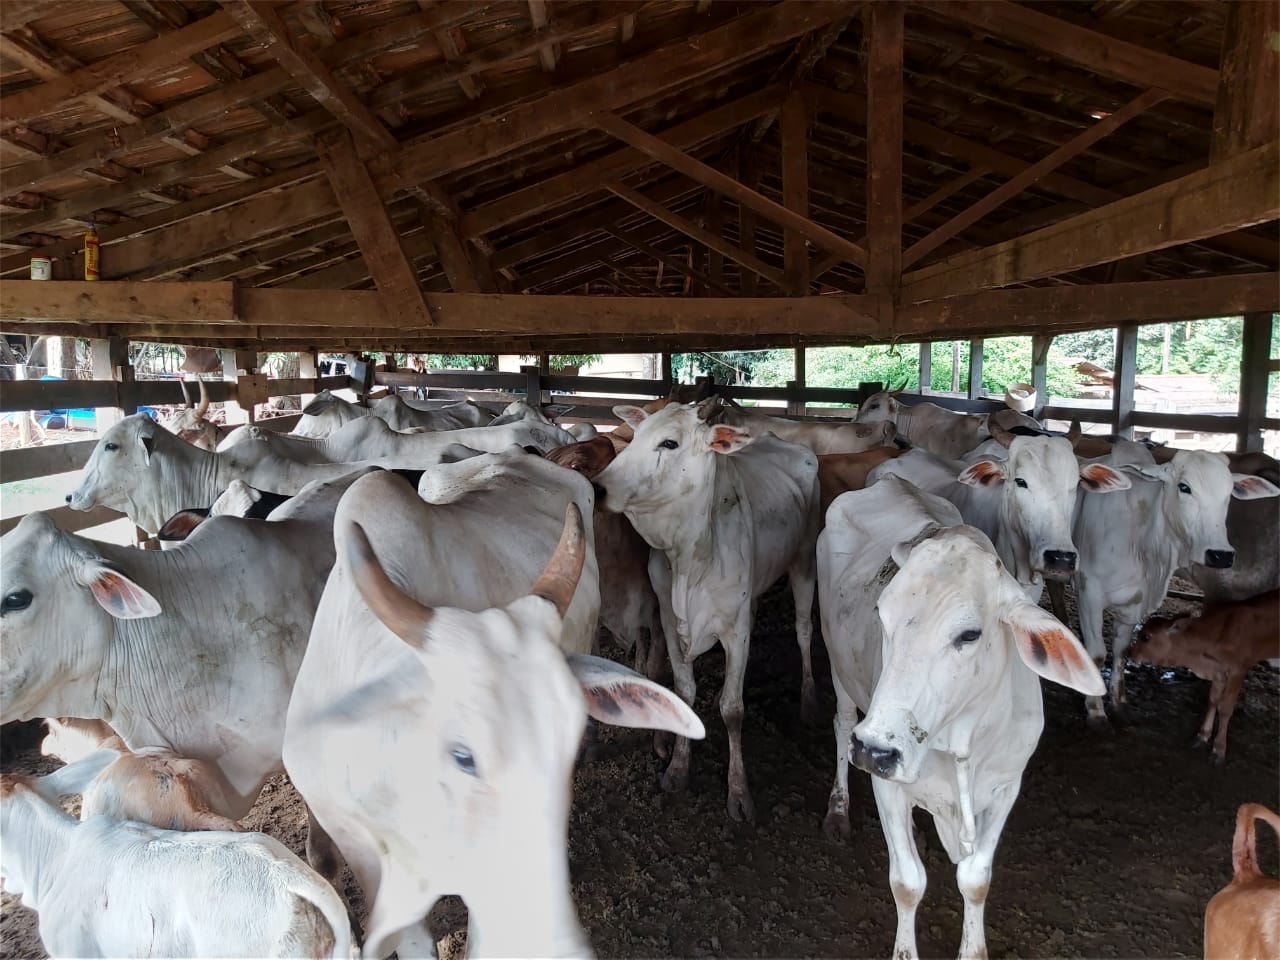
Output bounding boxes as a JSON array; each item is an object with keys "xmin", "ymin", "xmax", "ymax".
[
  {"xmin": 592, "ymin": 483, "xmax": 607, "ymax": 502},
  {"xmin": 65, "ymin": 493, "xmax": 73, "ymax": 504},
  {"xmin": 850, "ymin": 735, "xmax": 902, "ymax": 778},
  {"xmin": 1043, "ymin": 549, "xmax": 1077, "ymax": 571},
  {"xmin": 1204, "ymin": 549, "xmax": 1234, "ymax": 569}
]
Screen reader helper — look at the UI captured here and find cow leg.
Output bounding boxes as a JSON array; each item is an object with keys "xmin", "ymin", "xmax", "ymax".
[
  {"xmin": 1109, "ymin": 619, "xmax": 1137, "ymax": 708},
  {"xmin": 1045, "ymin": 579, "xmax": 1071, "ymax": 629},
  {"xmin": 789, "ymin": 562, "xmax": 819, "ymax": 724},
  {"xmin": 651, "ymin": 553, "xmax": 695, "ymax": 780},
  {"xmin": 1209, "ymin": 671, "xmax": 1246, "ymax": 764},
  {"xmin": 304, "ymin": 802, "xmax": 345, "ymax": 884},
  {"xmin": 721, "ymin": 625, "xmax": 755, "ymax": 822},
  {"xmin": 1194, "ymin": 674, "xmax": 1225, "ymax": 748},
  {"xmin": 956, "ymin": 782, "xmax": 1019, "ymax": 960},
  {"xmin": 1074, "ymin": 578, "xmax": 1109, "ymax": 727},
  {"xmin": 823, "ymin": 677, "xmax": 858, "ymax": 842},
  {"xmin": 871, "ymin": 777, "xmax": 924, "ymax": 960}
]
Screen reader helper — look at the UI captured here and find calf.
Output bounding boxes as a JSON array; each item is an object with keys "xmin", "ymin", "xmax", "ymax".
[
  {"xmin": 818, "ymin": 447, "xmax": 905, "ymax": 513},
  {"xmin": 1130, "ymin": 589, "xmax": 1279, "ymax": 762},
  {"xmin": 1204, "ymin": 803, "xmax": 1280, "ymax": 959},
  {"xmin": 0, "ymin": 752, "xmax": 352, "ymax": 959}
]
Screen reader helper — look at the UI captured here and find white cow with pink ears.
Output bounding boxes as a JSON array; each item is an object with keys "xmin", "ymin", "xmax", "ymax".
[{"xmin": 818, "ymin": 477, "xmax": 1104, "ymax": 960}]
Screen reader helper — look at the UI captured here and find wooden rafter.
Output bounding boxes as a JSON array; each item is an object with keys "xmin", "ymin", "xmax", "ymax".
[
  {"xmin": 781, "ymin": 90, "xmax": 810, "ymax": 294},
  {"xmin": 917, "ymin": 1, "xmax": 1218, "ymax": 106},
  {"xmin": 603, "ymin": 225, "xmax": 737, "ymax": 297},
  {"xmin": 527, "ymin": 1, "xmax": 560, "ymax": 72},
  {"xmin": 903, "ymin": 141, "xmax": 1280, "ymax": 301},
  {"xmin": 901, "ymin": 88, "xmax": 1169, "ymax": 269},
  {"xmin": 316, "ymin": 132, "xmax": 432, "ymax": 327},
  {"xmin": 225, "ymin": 2, "xmax": 397, "ymax": 152},
  {"xmin": 1211, "ymin": 0, "xmax": 1279, "ymax": 162},
  {"xmin": 864, "ymin": 2, "xmax": 903, "ymax": 295}
]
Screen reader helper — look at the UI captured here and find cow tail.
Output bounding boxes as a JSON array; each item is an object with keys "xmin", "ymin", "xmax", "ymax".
[{"xmin": 1231, "ymin": 803, "xmax": 1280, "ymax": 883}]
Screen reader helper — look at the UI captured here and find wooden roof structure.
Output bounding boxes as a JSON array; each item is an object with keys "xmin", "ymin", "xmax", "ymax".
[{"xmin": 0, "ymin": 0, "xmax": 1276, "ymax": 354}]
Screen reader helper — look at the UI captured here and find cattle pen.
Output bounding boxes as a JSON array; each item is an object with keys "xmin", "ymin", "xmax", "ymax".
[{"xmin": 0, "ymin": 1, "xmax": 1278, "ymax": 959}]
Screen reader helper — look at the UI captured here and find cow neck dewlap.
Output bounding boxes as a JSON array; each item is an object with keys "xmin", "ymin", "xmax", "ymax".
[{"xmin": 139, "ymin": 435, "xmax": 224, "ymax": 536}]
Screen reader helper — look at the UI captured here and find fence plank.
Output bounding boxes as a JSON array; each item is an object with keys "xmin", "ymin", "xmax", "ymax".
[
  {"xmin": 0, "ymin": 438, "xmax": 99, "ymax": 484},
  {"xmin": 0, "ymin": 503, "xmax": 123, "ymax": 536}
]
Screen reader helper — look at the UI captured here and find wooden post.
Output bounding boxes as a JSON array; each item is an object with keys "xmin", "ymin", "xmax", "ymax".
[
  {"xmin": 786, "ymin": 348, "xmax": 807, "ymax": 415},
  {"xmin": 220, "ymin": 349, "xmax": 258, "ymax": 425},
  {"xmin": 967, "ymin": 338, "xmax": 984, "ymax": 401},
  {"xmin": 1211, "ymin": 0, "xmax": 1279, "ymax": 163},
  {"xmin": 1238, "ymin": 312, "xmax": 1271, "ymax": 452},
  {"xmin": 522, "ymin": 364, "xmax": 543, "ymax": 408},
  {"xmin": 661, "ymin": 352, "xmax": 674, "ymax": 392},
  {"xmin": 918, "ymin": 341, "xmax": 931, "ymax": 394},
  {"xmin": 299, "ymin": 349, "xmax": 319, "ymax": 408},
  {"xmin": 1031, "ymin": 334, "xmax": 1052, "ymax": 418},
  {"xmin": 1112, "ymin": 325, "xmax": 1138, "ymax": 439},
  {"xmin": 89, "ymin": 336, "xmax": 128, "ymax": 430},
  {"xmin": 781, "ymin": 90, "xmax": 810, "ymax": 296}
]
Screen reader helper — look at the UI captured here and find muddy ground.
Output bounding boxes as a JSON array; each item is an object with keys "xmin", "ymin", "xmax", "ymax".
[{"xmin": 3, "ymin": 583, "xmax": 1277, "ymax": 959}]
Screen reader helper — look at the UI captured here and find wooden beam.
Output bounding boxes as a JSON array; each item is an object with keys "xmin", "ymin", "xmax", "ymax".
[
  {"xmin": 704, "ymin": 191, "xmax": 725, "ymax": 292},
  {"xmin": 420, "ymin": 204, "xmax": 481, "ymax": 293},
  {"xmin": 901, "ymin": 88, "xmax": 1169, "ymax": 269},
  {"xmin": 316, "ymin": 132, "xmax": 433, "ymax": 327},
  {"xmin": 1238, "ymin": 312, "xmax": 1272, "ymax": 452},
  {"xmin": 865, "ymin": 2, "xmax": 903, "ymax": 294},
  {"xmin": 739, "ymin": 150, "xmax": 760, "ymax": 296},
  {"xmin": 1212, "ymin": 0, "xmax": 1280, "ymax": 162},
  {"xmin": 377, "ymin": 2, "xmax": 856, "ymax": 190},
  {"xmin": 458, "ymin": 86, "xmax": 784, "ymax": 237},
  {"xmin": 603, "ymin": 226, "xmax": 736, "ymax": 297},
  {"xmin": 781, "ymin": 90, "xmax": 811, "ymax": 295},
  {"xmin": 918, "ymin": 1, "xmax": 1218, "ymax": 105},
  {"xmin": 2, "ymin": 281, "xmax": 237, "ymax": 325},
  {"xmin": 1112, "ymin": 324, "xmax": 1137, "ymax": 439},
  {"xmin": 0, "ymin": 28, "xmax": 144, "ymax": 127},
  {"xmin": 0, "ymin": 11, "xmax": 241, "ymax": 123},
  {"xmin": 596, "ymin": 110, "xmax": 866, "ymax": 268},
  {"xmin": 605, "ymin": 180, "xmax": 788, "ymax": 289},
  {"xmin": 225, "ymin": 2, "xmax": 397, "ymax": 152},
  {"xmin": 526, "ymin": 0, "xmax": 560, "ymax": 72},
  {"xmin": 903, "ymin": 141, "xmax": 1280, "ymax": 301}
]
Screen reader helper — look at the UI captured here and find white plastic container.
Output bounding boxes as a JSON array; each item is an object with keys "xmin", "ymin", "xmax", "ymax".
[{"xmin": 29, "ymin": 256, "xmax": 51, "ymax": 280}]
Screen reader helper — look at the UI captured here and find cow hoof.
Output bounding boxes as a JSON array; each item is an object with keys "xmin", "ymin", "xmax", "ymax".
[
  {"xmin": 1085, "ymin": 714, "xmax": 1113, "ymax": 735},
  {"xmin": 727, "ymin": 790, "xmax": 756, "ymax": 824},
  {"xmin": 1189, "ymin": 735, "xmax": 1210, "ymax": 752},
  {"xmin": 1210, "ymin": 750, "xmax": 1227, "ymax": 767},
  {"xmin": 661, "ymin": 765, "xmax": 690, "ymax": 794},
  {"xmin": 822, "ymin": 810, "xmax": 851, "ymax": 843},
  {"xmin": 653, "ymin": 730, "xmax": 674, "ymax": 759},
  {"xmin": 801, "ymin": 688, "xmax": 820, "ymax": 726}
]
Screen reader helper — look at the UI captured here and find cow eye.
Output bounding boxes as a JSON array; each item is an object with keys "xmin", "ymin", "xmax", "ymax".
[
  {"xmin": 953, "ymin": 629, "xmax": 981, "ymax": 647},
  {"xmin": 1014, "ymin": 478, "xmax": 1028, "ymax": 489},
  {"xmin": 1177, "ymin": 481, "xmax": 1191, "ymax": 494},
  {"xmin": 448, "ymin": 743, "xmax": 477, "ymax": 776},
  {"xmin": 104, "ymin": 442, "xmax": 119, "ymax": 452},
  {"xmin": 868, "ymin": 403, "xmax": 879, "ymax": 411},
  {"xmin": 2, "ymin": 589, "xmax": 32, "ymax": 613},
  {"xmin": 658, "ymin": 439, "xmax": 679, "ymax": 450}
]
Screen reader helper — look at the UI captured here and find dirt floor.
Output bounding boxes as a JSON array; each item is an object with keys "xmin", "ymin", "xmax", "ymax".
[{"xmin": 3, "ymin": 583, "xmax": 1277, "ymax": 960}]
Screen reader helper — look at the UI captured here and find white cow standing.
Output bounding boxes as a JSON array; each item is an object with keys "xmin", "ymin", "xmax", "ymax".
[
  {"xmin": 284, "ymin": 476, "xmax": 702, "ymax": 959},
  {"xmin": 1, "ymin": 751, "xmax": 353, "ymax": 959},
  {"xmin": 1, "ymin": 472, "xmax": 364, "ymax": 829},
  {"xmin": 292, "ymin": 389, "xmax": 371, "ymax": 438},
  {"xmin": 594, "ymin": 398, "xmax": 822, "ymax": 821},
  {"xmin": 868, "ymin": 434, "xmax": 1131, "ymax": 600},
  {"xmin": 370, "ymin": 394, "xmax": 495, "ymax": 432},
  {"xmin": 723, "ymin": 406, "xmax": 898, "ymax": 456},
  {"xmin": 818, "ymin": 477, "xmax": 1104, "ymax": 959},
  {"xmin": 1071, "ymin": 440, "xmax": 1279, "ymax": 725},
  {"xmin": 856, "ymin": 387, "xmax": 1040, "ymax": 460}
]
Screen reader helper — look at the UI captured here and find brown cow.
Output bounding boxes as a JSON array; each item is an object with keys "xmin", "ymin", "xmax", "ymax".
[
  {"xmin": 545, "ymin": 437, "xmax": 665, "ymax": 679},
  {"xmin": 1130, "ymin": 588, "xmax": 1279, "ymax": 762},
  {"xmin": 817, "ymin": 447, "xmax": 906, "ymax": 514},
  {"xmin": 1204, "ymin": 803, "xmax": 1280, "ymax": 959}
]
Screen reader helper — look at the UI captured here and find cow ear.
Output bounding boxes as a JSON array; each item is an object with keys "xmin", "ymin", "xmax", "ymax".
[
  {"xmin": 957, "ymin": 459, "xmax": 1005, "ymax": 487},
  {"xmin": 81, "ymin": 565, "xmax": 162, "ymax": 619},
  {"xmin": 301, "ymin": 392, "xmax": 332, "ymax": 416},
  {"xmin": 156, "ymin": 508, "xmax": 209, "ymax": 541},
  {"xmin": 1079, "ymin": 462, "xmax": 1131, "ymax": 492},
  {"xmin": 613, "ymin": 405, "xmax": 649, "ymax": 429},
  {"xmin": 1004, "ymin": 602, "xmax": 1103, "ymax": 696},
  {"xmin": 138, "ymin": 428, "xmax": 155, "ymax": 465},
  {"xmin": 565, "ymin": 655, "xmax": 705, "ymax": 739},
  {"xmin": 1231, "ymin": 473, "xmax": 1280, "ymax": 500},
  {"xmin": 708, "ymin": 424, "xmax": 752, "ymax": 454}
]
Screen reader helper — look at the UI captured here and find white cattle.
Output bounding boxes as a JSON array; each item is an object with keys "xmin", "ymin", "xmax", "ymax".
[
  {"xmin": 67, "ymin": 414, "xmax": 386, "ymax": 534},
  {"xmin": 2, "ymin": 471, "xmax": 363, "ymax": 830},
  {"xmin": 285, "ymin": 483, "xmax": 701, "ymax": 959},
  {"xmin": 594, "ymin": 399, "xmax": 821, "ymax": 821},
  {"xmin": 222, "ymin": 414, "xmax": 574, "ymax": 466},
  {"xmin": 856, "ymin": 388, "xmax": 1041, "ymax": 459},
  {"xmin": 291, "ymin": 389, "xmax": 371, "ymax": 438},
  {"xmin": 40, "ymin": 717, "xmax": 117, "ymax": 764},
  {"xmin": 163, "ymin": 379, "xmax": 230, "ymax": 452},
  {"xmin": 1, "ymin": 751, "xmax": 353, "ymax": 959},
  {"xmin": 370, "ymin": 394, "xmax": 495, "ymax": 432},
  {"xmin": 729, "ymin": 407, "xmax": 898, "ymax": 455},
  {"xmin": 868, "ymin": 435, "xmax": 1131, "ymax": 599},
  {"xmin": 1071, "ymin": 441, "xmax": 1279, "ymax": 725},
  {"xmin": 817, "ymin": 477, "xmax": 1103, "ymax": 959}
]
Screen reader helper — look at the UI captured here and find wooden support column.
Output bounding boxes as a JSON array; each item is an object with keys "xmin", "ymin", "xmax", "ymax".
[
  {"xmin": 1211, "ymin": 1, "xmax": 1279, "ymax": 162},
  {"xmin": 1031, "ymin": 335, "xmax": 1052, "ymax": 418},
  {"xmin": 220, "ymin": 349, "xmax": 260, "ymax": 425},
  {"xmin": 1238, "ymin": 313, "xmax": 1272, "ymax": 452},
  {"xmin": 299, "ymin": 349, "xmax": 319, "ymax": 408},
  {"xmin": 786, "ymin": 347, "xmax": 807, "ymax": 415},
  {"xmin": 865, "ymin": 2, "xmax": 904, "ymax": 296},
  {"xmin": 739, "ymin": 151, "xmax": 760, "ymax": 297},
  {"xmin": 316, "ymin": 131, "xmax": 434, "ymax": 327},
  {"xmin": 661, "ymin": 352, "xmax": 674, "ymax": 392},
  {"xmin": 89, "ymin": 336, "xmax": 128, "ymax": 428},
  {"xmin": 967, "ymin": 338, "xmax": 984, "ymax": 400},
  {"xmin": 781, "ymin": 90, "xmax": 810, "ymax": 295},
  {"xmin": 420, "ymin": 203, "xmax": 482, "ymax": 293},
  {"xmin": 918, "ymin": 341, "xmax": 931, "ymax": 394},
  {"xmin": 1112, "ymin": 325, "xmax": 1138, "ymax": 439},
  {"xmin": 523, "ymin": 364, "xmax": 544, "ymax": 407}
]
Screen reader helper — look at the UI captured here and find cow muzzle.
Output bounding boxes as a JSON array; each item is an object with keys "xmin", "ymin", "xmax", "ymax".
[
  {"xmin": 1204, "ymin": 549, "xmax": 1234, "ymax": 569},
  {"xmin": 1042, "ymin": 549, "xmax": 1077, "ymax": 577},
  {"xmin": 850, "ymin": 734, "xmax": 902, "ymax": 779}
]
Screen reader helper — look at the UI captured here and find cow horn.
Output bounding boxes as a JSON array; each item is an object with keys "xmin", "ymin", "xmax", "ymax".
[
  {"xmin": 530, "ymin": 502, "xmax": 586, "ymax": 618},
  {"xmin": 179, "ymin": 380, "xmax": 194, "ymax": 409},
  {"xmin": 344, "ymin": 520, "xmax": 434, "ymax": 648},
  {"xmin": 1066, "ymin": 419, "xmax": 1082, "ymax": 446},
  {"xmin": 194, "ymin": 379, "xmax": 210, "ymax": 418}
]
